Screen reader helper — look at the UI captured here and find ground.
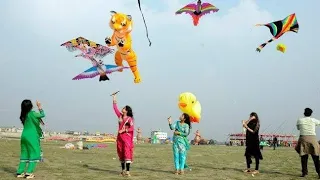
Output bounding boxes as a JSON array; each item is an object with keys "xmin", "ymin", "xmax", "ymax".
[{"xmin": 0, "ymin": 139, "xmax": 316, "ymax": 180}]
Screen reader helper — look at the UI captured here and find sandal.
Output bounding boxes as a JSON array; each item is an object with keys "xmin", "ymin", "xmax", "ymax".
[
  {"xmin": 119, "ymin": 170, "xmax": 126, "ymax": 176},
  {"xmin": 16, "ymin": 173, "xmax": 26, "ymax": 178},
  {"xmin": 25, "ymin": 174, "xmax": 35, "ymax": 179},
  {"xmin": 179, "ymin": 170, "xmax": 185, "ymax": 175},
  {"xmin": 125, "ymin": 171, "xmax": 131, "ymax": 177},
  {"xmin": 243, "ymin": 169, "xmax": 251, "ymax": 173},
  {"xmin": 174, "ymin": 171, "xmax": 179, "ymax": 175},
  {"xmin": 252, "ymin": 170, "xmax": 259, "ymax": 174}
]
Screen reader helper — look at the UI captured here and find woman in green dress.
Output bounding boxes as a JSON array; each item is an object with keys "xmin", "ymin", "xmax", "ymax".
[
  {"xmin": 168, "ymin": 113, "xmax": 191, "ymax": 175},
  {"xmin": 16, "ymin": 100, "xmax": 45, "ymax": 179}
]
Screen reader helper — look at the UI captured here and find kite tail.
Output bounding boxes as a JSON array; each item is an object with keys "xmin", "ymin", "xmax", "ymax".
[
  {"xmin": 256, "ymin": 37, "xmax": 276, "ymax": 52},
  {"xmin": 138, "ymin": 0, "xmax": 152, "ymax": 46},
  {"xmin": 191, "ymin": 15, "xmax": 200, "ymax": 26},
  {"xmin": 99, "ymin": 74, "xmax": 109, "ymax": 81}
]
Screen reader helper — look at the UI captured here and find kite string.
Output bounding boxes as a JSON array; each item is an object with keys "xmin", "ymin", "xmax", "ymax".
[{"xmin": 137, "ymin": 0, "xmax": 152, "ymax": 46}]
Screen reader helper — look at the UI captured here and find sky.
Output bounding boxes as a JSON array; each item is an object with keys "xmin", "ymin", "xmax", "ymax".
[{"xmin": 0, "ymin": 0, "xmax": 319, "ymax": 141}]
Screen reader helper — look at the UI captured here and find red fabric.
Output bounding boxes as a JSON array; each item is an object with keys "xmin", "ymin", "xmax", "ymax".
[{"xmin": 113, "ymin": 103, "xmax": 134, "ymax": 162}]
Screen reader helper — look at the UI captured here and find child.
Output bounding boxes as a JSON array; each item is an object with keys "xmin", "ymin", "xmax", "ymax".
[{"xmin": 17, "ymin": 100, "xmax": 45, "ymax": 179}]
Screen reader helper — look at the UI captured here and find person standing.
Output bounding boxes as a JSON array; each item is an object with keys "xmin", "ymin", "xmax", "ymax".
[
  {"xmin": 242, "ymin": 112, "xmax": 263, "ymax": 175},
  {"xmin": 273, "ymin": 136, "xmax": 278, "ymax": 150},
  {"xmin": 112, "ymin": 93, "xmax": 134, "ymax": 177},
  {"xmin": 16, "ymin": 100, "xmax": 45, "ymax": 179},
  {"xmin": 259, "ymin": 135, "xmax": 264, "ymax": 150},
  {"xmin": 168, "ymin": 113, "xmax": 191, "ymax": 175},
  {"xmin": 295, "ymin": 108, "xmax": 320, "ymax": 178}
]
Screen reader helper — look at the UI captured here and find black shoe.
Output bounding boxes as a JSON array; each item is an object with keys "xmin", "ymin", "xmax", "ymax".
[{"xmin": 300, "ymin": 173, "xmax": 308, "ymax": 177}]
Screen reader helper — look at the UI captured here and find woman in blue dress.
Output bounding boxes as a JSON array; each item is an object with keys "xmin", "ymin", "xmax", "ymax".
[{"xmin": 168, "ymin": 113, "xmax": 191, "ymax": 175}]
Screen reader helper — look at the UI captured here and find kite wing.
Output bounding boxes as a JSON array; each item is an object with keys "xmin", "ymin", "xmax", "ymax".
[
  {"xmin": 104, "ymin": 65, "xmax": 129, "ymax": 74},
  {"xmin": 93, "ymin": 45, "xmax": 114, "ymax": 59},
  {"xmin": 175, "ymin": 3, "xmax": 197, "ymax": 15},
  {"xmin": 72, "ymin": 66, "xmax": 100, "ymax": 80},
  {"xmin": 255, "ymin": 13, "xmax": 299, "ymax": 52},
  {"xmin": 61, "ymin": 37, "xmax": 114, "ymax": 58},
  {"xmin": 200, "ymin": 3, "xmax": 219, "ymax": 16},
  {"xmin": 61, "ymin": 37, "xmax": 91, "ymax": 53}
]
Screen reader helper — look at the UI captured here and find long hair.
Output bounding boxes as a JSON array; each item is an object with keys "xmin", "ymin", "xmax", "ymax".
[
  {"xmin": 183, "ymin": 113, "xmax": 192, "ymax": 130},
  {"xmin": 20, "ymin": 100, "xmax": 33, "ymax": 125},
  {"xmin": 250, "ymin": 112, "xmax": 260, "ymax": 133},
  {"xmin": 124, "ymin": 105, "xmax": 133, "ymax": 118}
]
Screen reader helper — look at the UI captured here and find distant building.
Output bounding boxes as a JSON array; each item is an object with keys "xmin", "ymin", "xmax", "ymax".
[
  {"xmin": 151, "ymin": 131, "xmax": 168, "ymax": 144},
  {"xmin": 65, "ymin": 130, "xmax": 81, "ymax": 135}
]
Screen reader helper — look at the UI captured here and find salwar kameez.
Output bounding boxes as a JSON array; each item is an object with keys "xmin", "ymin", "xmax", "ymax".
[
  {"xmin": 169, "ymin": 121, "xmax": 190, "ymax": 171},
  {"xmin": 17, "ymin": 110, "xmax": 45, "ymax": 175},
  {"xmin": 244, "ymin": 120, "xmax": 263, "ymax": 171}
]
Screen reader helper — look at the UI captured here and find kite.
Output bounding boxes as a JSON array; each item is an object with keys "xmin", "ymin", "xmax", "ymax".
[
  {"xmin": 276, "ymin": 43, "xmax": 286, "ymax": 53},
  {"xmin": 175, "ymin": 0, "xmax": 219, "ymax": 26},
  {"xmin": 105, "ymin": 11, "xmax": 142, "ymax": 84},
  {"xmin": 72, "ymin": 61, "xmax": 129, "ymax": 81},
  {"xmin": 61, "ymin": 37, "xmax": 115, "ymax": 81},
  {"xmin": 137, "ymin": 0, "xmax": 152, "ymax": 46},
  {"xmin": 61, "ymin": 37, "xmax": 114, "ymax": 60},
  {"xmin": 255, "ymin": 13, "xmax": 299, "ymax": 52},
  {"xmin": 178, "ymin": 92, "xmax": 202, "ymax": 123}
]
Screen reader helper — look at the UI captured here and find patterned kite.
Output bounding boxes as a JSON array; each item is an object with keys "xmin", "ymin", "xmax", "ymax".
[
  {"xmin": 61, "ymin": 37, "xmax": 115, "ymax": 81},
  {"xmin": 61, "ymin": 37, "xmax": 114, "ymax": 60},
  {"xmin": 72, "ymin": 61, "xmax": 129, "ymax": 81},
  {"xmin": 255, "ymin": 13, "xmax": 299, "ymax": 52},
  {"xmin": 175, "ymin": 0, "xmax": 219, "ymax": 26}
]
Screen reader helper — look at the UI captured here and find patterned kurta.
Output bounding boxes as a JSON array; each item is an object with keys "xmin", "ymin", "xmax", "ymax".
[{"xmin": 169, "ymin": 121, "xmax": 190, "ymax": 170}]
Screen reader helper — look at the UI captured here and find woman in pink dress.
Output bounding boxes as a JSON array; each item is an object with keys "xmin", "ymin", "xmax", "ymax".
[{"xmin": 112, "ymin": 93, "xmax": 134, "ymax": 176}]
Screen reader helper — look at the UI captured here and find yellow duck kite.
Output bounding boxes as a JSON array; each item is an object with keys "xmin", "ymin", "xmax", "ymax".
[{"xmin": 178, "ymin": 92, "xmax": 202, "ymax": 123}]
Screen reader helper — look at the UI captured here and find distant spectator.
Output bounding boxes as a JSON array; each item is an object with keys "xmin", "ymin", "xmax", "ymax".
[{"xmin": 273, "ymin": 136, "xmax": 278, "ymax": 150}]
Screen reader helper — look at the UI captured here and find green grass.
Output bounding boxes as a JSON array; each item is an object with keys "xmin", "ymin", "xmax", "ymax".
[{"xmin": 0, "ymin": 139, "xmax": 317, "ymax": 180}]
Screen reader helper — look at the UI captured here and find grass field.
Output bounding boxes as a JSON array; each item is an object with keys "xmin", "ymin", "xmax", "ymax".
[{"xmin": 0, "ymin": 139, "xmax": 317, "ymax": 180}]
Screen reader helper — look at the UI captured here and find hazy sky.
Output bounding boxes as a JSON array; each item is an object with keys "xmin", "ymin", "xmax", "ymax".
[{"xmin": 1, "ymin": 0, "xmax": 319, "ymax": 141}]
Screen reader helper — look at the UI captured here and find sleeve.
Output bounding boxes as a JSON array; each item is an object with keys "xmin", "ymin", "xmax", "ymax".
[
  {"xmin": 126, "ymin": 118, "xmax": 134, "ymax": 133},
  {"xmin": 296, "ymin": 119, "xmax": 300, "ymax": 130},
  {"xmin": 251, "ymin": 122, "xmax": 260, "ymax": 133},
  {"xmin": 179, "ymin": 124, "xmax": 190, "ymax": 137},
  {"xmin": 33, "ymin": 110, "xmax": 45, "ymax": 119},
  {"xmin": 113, "ymin": 102, "xmax": 122, "ymax": 118},
  {"xmin": 313, "ymin": 118, "xmax": 320, "ymax": 126},
  {"xmin": 169, "ymin": 121, "xmax": 177, "ymax": 130}
]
